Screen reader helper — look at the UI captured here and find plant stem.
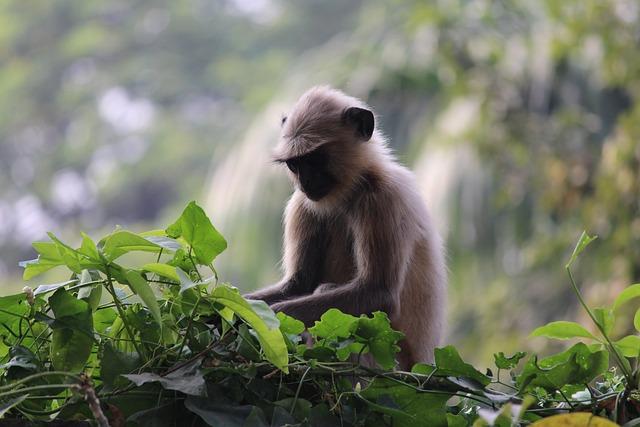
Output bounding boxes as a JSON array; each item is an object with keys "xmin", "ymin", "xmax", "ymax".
[
  {"xmin": 0, "ymin": 371, "xmax": 81, "ymax": 392},
  {"xmin": 188, "ymin": 246, "xmax": 203, "ymax": 282},
  {"xmin": 0, "ymin": 384, "xmax": 74, "ymax": 399},
  {"xmin": 105, "ymin": 266, "xmax": 145, "ymax": 362},
  {"xmin": 177, "ymin": 293, "xmax": 201, "ymax": 356},
  {"xmin": 567, "ymin": 267, "xmax": 632, "ymax": 381}
]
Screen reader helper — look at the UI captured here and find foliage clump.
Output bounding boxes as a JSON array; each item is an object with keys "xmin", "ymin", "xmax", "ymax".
[{"xmin": 1, "ymin": 203, "xmax": 640, "ymax": 426}]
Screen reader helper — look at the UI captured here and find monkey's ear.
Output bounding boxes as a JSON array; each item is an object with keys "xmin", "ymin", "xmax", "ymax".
[{"xmin": 342, "ymin": 107, "xmax": 375, "ymax": 141}]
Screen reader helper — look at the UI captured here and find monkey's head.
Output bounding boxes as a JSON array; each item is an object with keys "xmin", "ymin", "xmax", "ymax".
[{"xmin": 273, "ymin": 86, "xmax": 376, "ymax": 202}]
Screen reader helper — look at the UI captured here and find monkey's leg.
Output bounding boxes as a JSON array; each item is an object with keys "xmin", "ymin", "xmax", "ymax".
[
  {"xmin": 270, "ymin": 284, "xmax": 395, "ymax": 327},
  {"xmin": 244, "ymin": 284, "xmax": 288, "ymax": 305},
  {"xmin": 244, "ymin": 277, "xmax": 317, "ymax": 305}
]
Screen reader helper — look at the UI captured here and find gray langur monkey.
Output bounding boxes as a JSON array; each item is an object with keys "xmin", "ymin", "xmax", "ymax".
[{"xmin": 245, "ymin": 86, "xmax": 446, "ymax": 368}]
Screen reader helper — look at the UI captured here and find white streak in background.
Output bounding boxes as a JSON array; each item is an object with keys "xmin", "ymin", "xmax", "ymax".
[
  {"xmin": 227, "ymin": 0, "xmax": 279, "ymax": 24},
  {"xmin": 142, "ymin": 8, "xmax": 170, "ymax": 35},
  {"xmin": 205, "ymin": 101, "xmax": 286, "ymax": 227},
  {"xmin": 615, "ymin": 0, "xmax": 639, "ymax": 24},
  {"xmin": 98, "ymin": 87, "xmax": 155, "ymax": 133},
  {"xmin": 414, "ymin": 98, "xmax": 483, "ymax": 239},
  {"xmin": 51, "ymin": 169, "xmax": 96, "ymax": 214},
  {"xmin": 503, "ymin": 247, "xmax": 524, "ymax": 276},
  {"xmin": 87, "ymin": 145, "xmax": 118, "ymax": 188},
  {"xmin": 0, "ymin": 201, "xmax": 14, "ymax": 244},
  {"xmin": 414, "ymin": 145, "xmax": 483, "ymax": 242},
  {"xmin": 13, "ymin": 195, "xmax": 56, "ymax": 246},
  {"xmin": 437, "ymin": 98, "xmax": 480, "ymax": 138},
  {"xmin": 502, "ymin": 36, "xmax": 528, "ymax": 79},
  {"xmin": 410, "ymin": 25, "xmax": 438, "ymax": 68}
]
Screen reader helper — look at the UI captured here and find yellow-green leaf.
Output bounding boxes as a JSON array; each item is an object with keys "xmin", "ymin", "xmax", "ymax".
[
  {"xmin": 530, "ymin": 321, "xmax": 596, "ymax": 341},
  {"xmin": 142, "ymin": 263, "xmax": 180, "ymax": 282},
  {"xmin": 565, "ymin": 231, "xmax": 597, "ymax": 269},
  {"xmin": 211, "ymin": 285, "xmax": 287, "ymax": 372},
  {"xmin": 614, "ymin": 335, "xmax": 640, "ymax": 358},
  {"xmin": 125, "ymin": 270, "xmax": 161, "ymax": 326},
  {"xmin": 613, "ymin": 283, "xmax": 640, "ymax": 311}
]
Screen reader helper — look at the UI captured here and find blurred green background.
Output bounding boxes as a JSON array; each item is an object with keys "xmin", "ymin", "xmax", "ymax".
[{"xmin": 1, "ymin": 0, "xmax": 639, "ymax": 366}]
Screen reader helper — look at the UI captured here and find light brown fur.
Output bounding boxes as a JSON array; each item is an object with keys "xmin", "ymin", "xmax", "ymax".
[{"xmin": 246, "ymin": 86, "xmax": 447, "ymax": 368}]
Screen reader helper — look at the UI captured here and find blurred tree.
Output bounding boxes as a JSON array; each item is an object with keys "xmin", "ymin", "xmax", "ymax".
[{"xmin": 1, "ymin": 0, "xmax": 638, "ymax": 365}]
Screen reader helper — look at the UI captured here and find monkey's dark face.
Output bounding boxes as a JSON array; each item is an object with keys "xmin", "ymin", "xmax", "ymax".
[{"xmin": 284, "ymin": 148, "xmax": 337, "ymax": 201}]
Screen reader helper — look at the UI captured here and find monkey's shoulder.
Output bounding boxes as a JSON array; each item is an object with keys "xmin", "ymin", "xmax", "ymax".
[{"xmin": 349, "ymin": 167, "xmax": 420, "ymax": 212}]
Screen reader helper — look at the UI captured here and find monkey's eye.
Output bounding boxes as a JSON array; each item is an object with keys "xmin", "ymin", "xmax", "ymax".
[{"xmin": 281, "ymin": 116, "xmax": 287, "ymax": 125}]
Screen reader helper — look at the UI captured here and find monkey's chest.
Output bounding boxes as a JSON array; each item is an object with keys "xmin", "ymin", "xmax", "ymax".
[{"xmin": 320, "ymin": 220, "xmax": 357, "ymax": 284}]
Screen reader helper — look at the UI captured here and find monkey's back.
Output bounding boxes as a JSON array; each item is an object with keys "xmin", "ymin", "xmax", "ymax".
[{"xmin": 382, "ymin": 164, "xmax": 447, "ymax": 367}]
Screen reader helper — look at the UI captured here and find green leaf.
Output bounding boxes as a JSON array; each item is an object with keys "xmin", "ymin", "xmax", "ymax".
[
  {"xmin": 308, "ymin": 308, "xmax": 359, "ymax": 340},
  {"xmin": 270, "ymin": 406, "xmax": 296, "ymax": 426},
  {"xmin": 211, "ymin": 285, "xmax": 288, "ymax": 372},
  {"xmin": 33, "ymin": 279, "xmax": 77, "ymax": 296},
  {"xmin": 274, "ymin": 397, "xmax": 311, "ymax": 421},
  {"xmin": 184, "ymin": 397, "xmax": 258, "ymax": 427},
  {"xmin": 247, "ymin": 300, "xmax": 280, "ymax": 329},
  {"xmin": 1, "ymin": 346, "xmax": 39, "ymax": 374},
  {"xmin": 517, "ymin": 343, "xmax": 609, "ymax": 392},
  {"xmin": 142, "ymin": 263, "xmax": 180, "ymax": 282},
  {"xmin": 302, "ymin": 345, "xmax": 337, "ymax": 362},
  {"xmin": 177, "ymin": 268, "xmax": 199, "ymax": 293},
  {"xmin": 124, "ymin": 270, "xmax": 162, "ymax": 326},
  {"xmin": 434, "ymin": 346, "xmax": 490, "ymax": 386},
  {"xmin": 19, "ymin": 241, "xmax": 67, "ymax": 280},
  {"xmin": 277, "ymin": 312, "xmax": 305, "ymax": 346},
  {"xmin": 124, "ymin": 361, "xmax": 206, "ymax": 396},
  {"xmin": 355, "ymin": 312, "xmax": 405, "ymax": 370},
  {"xmin": 614, "ymin": 336, "xmax": 640, "ymax": 358},
  {"xmin": 308, "ymin": 404, "xmax": 341, "ymax": 427},
  {"xmin": 128, "ymin": 402, "xmax": 185, "ymax": 426},
  {"xmin": 94, "ymin": 308, "xmax": 117, "ymax": 334},
  {"xmin": 166, "ymin": 201, "xmax": 227, "ymax": 265},
  {"xmin": 565, "ymin": 231, "xmax": 597, "ymax": 269},
  {"xmin": 101, "ymin": 342, "xmax": 141, "ymax": 387},
  {"xmin": 49, "ymin": 289, "xmax": 94, "ymax": 372},
  {"xmin": 144, "ymin": 235, "xmax": 183, "ymax": 252},
  {"xmin": 78, "ymin": 232, "xmax": 100, "ymax": 261},
  {"xmin": 47, "ymin": 232, "xmax": 85, "ymax": 272},
  {"xmin": 494, "ymin": 351, "xmax": 527, "ymax": 370},
  {"xmin": 530, "ymin": 321, "xmax": 597, "ymax": 341},
  {"xmin": 613, "ymin": 283, "xmax": 640, "ymax": 311},
  {"xmin": 0, "ymin": 395, "xmax": 28, "ymax": 417},
  {"xmin": 446, "ymin": 414, "xmax": 468, "ymax": 427},
  {"xmin": 361, "ymin": 378, "xmax": 449, "ymax": 427},
  {"xmin": 0, "ymin": 294, "xmax": 29, "ymax": 338},
  {"xmin": 101, "ymin": 230, "xmax": 169, "ymax": 261},
  {"xmin": 593, "ymin": 308, "xmax": 615, "ymax": 336},
  {"xmin": 77, "ymin": 270, "xmax": 101, "ymax": 311},
  {"xmin": 50, "ymin": 287, "xmax": 92, "ymax": 320},
  {"xmin": 277, "ymin": 312, "xmax": 305, "ymax": 335},
  {"xmin": 634, "ymin": 309, "xmax": 640, "ymax": 333}
]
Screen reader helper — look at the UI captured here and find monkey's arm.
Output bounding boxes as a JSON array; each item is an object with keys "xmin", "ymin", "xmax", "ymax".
[
  {"xmin": 244, "ymin": 195, "xmax": 326, "ymax": 305},
  {"xmin": 271, "ymin": 192, "xmax": 409, "ymax": 326}
]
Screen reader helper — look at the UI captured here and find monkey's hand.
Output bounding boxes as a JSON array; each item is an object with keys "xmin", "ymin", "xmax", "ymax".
[
  {"xmin": 313, "ymin": 283, "xmax": 341, "ymax": 294},
  {"xmin": 244, "ymin": 284, "xmax": 288, "ymax": 305},
  {"xmin": 270, "ymin": 301, "xmax": 300, "ymax": 321}
]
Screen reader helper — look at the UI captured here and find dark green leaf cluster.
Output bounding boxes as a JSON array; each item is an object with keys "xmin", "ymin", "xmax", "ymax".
[{"xmin": 1, "ymin": 208, "xmax": 640, "ymax": 426}]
